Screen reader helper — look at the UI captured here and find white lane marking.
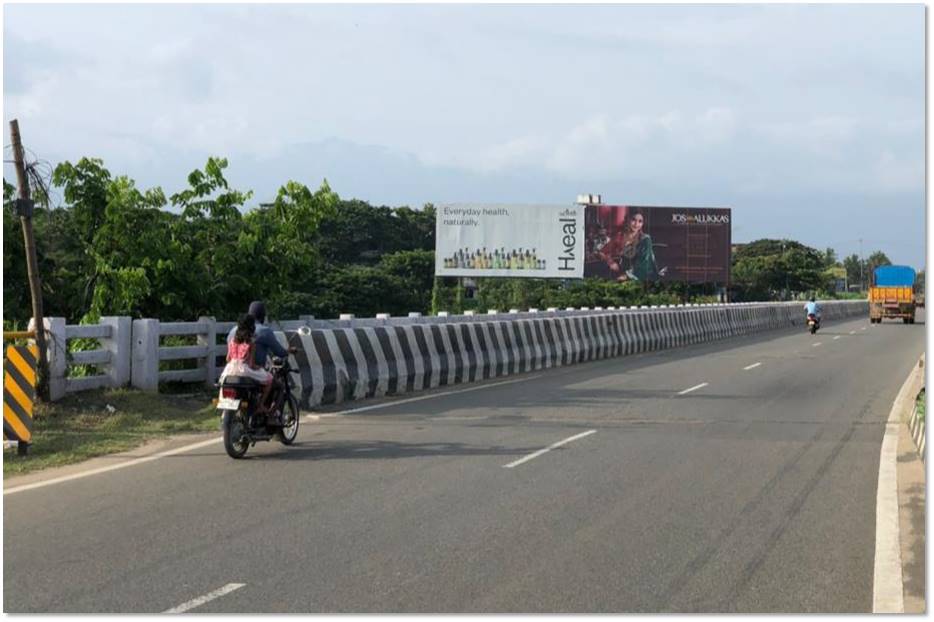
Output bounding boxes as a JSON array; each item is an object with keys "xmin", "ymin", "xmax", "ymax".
[
  {"xmin": 503, "ymin": 430, "xmax": 596, "ymax": 469},
  {"xmin": 437, "ymin": 415, "xmax": 490, "ymax": 421},
  {"xmin": 872, "ymin": 356, "xmax": 921, "ymax": 612},
  {"xmin": 862, "ymin": 327, "xmax": 867, "ymax": 331},
  {"xmin": 4, "ymin": 437, "xmax": 222, "ymax": 496},
  {"xmin": 307, "ymin": 374, "xmax": 543, "ymax": 419},
  {"xmin": 833, "ymin": 336, "xmax": 841, "ymax": 340},
  {"xmin": 873, "ymin": 423, "xmax": 904, "ymax": 613},
  {"xmin": 677, "ymin": 382, "xmax": 709, "ymax": 395},
  {"xmin": 849, "ymin": 331, "xmax": 856, "ymax": 335},
  {"xmin": 812, "ymin": 342, "xmax": 822, "ymax": 347},
  {"xmin": 164, "ymin": 583, "xmax": 246, "ymax": 614},
  {"xmin": 743, "ymin": 362, "xmax": 762, "ymax": 370}
]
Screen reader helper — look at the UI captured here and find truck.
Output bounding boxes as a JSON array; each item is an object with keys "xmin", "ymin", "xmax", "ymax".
[{"xmin": 869, "ymin": 265, "xmax": 916, "ymax": 324}]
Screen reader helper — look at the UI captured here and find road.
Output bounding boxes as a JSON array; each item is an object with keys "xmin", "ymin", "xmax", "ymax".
[{"xmin": 3, "ymin": 311, "xmax": 925, "ymax": 613}]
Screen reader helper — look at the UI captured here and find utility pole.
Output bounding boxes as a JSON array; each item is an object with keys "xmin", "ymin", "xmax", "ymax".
[
  {"xmin": 10, "ymin": 119, "xmax": 49, "ymax": 400},
  {"xmin": 859, "ymin": 238, "xmax": 866, "ymax": 292}
]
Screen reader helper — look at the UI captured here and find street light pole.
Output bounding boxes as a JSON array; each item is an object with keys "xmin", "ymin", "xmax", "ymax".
[{"xmin": 859, "ymin": 238, "xmax": 866, "ymax": 293}]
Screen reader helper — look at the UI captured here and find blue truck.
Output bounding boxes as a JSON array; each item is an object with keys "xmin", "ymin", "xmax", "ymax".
[{"xmin": 869, "ymin": 265, "xmax": 917, "ymax": 324}]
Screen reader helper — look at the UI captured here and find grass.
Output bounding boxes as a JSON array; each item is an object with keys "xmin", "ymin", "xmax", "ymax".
[
  {"xmin": 916, "ymin": 389, "xmax": 925, "ymax": 424},
  {"xmin": 3, "ymin": 387, "xmax": 220, "ymax": 479}
]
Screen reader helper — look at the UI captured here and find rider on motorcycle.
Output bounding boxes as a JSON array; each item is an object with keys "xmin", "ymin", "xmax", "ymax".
[
  {"xmin": 227, "ymin": 301, "xmax": 295, "ymax": 420},
  {"xmin": 804, "ymin": 297, "xmax": 822, "ymax": 324}
]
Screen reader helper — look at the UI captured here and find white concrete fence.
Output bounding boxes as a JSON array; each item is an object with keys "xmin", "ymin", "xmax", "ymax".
[{"xmin": 31, "ymin": 301, "xmax": 868, "ymax": 401}]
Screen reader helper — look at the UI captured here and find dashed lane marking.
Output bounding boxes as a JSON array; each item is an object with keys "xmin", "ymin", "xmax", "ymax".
[
  {"xmin": 503, "ymin": 430, "xmax": 597, "ymax": 469},
  {"xmin": 164, "ymin": 583, "xmax": 246, "ymax": 614},
  {"xmin": 743, "ymin": 362, "xmax": 762, "ymax": 370},
  {"xmin": 677, "ymin": 382, "xmax": 709, "ymax": 395}
]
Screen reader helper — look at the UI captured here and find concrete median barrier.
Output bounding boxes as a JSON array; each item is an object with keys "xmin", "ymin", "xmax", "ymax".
[{"xmin": 283, "ymin": 300, "xmax": 868, "ymax": 409}]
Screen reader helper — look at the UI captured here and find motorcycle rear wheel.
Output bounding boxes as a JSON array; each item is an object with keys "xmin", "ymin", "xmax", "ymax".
[
  {"xmin": 222, "ymin": 410, "xmax": 250, "ymax": 459},
  {"xmin": 276, "ymin": 395, "xmax": 300, "ymax": 445}
]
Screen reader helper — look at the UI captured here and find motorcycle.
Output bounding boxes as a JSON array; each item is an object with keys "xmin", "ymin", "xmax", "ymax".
[
  {"xmin": 216, "ymin": 354, "xmax": 301, "ymax": 459},
  {"xmin": 807, "ymin": 313, "xmax": 821, "ymax": 335}
]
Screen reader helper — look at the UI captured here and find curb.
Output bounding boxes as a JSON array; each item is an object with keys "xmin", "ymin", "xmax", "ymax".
[{"xmin": 907, "ymin": 390, "xmax": 925, "ymax": 461}]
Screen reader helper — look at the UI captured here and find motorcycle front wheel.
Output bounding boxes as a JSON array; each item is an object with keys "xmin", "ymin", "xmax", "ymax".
[
  {"xmin": 276, "ymin": 395, "xmax": 300, "ymax": 445},
  {"xmin": 222, "ymin": 410, "xmax": 250, "ymax": 459}
]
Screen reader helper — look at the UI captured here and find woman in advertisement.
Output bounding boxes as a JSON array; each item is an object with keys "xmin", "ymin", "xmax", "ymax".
[{"xmin": 598, "ymin": 207, "xmax": 661, "ymax": 282}]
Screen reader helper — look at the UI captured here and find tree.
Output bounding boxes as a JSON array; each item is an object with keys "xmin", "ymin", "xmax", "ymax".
[
  {"xmin": 822, "ymin": 247, "xmax": 837, "ymax": 269},
  {"xmin": 843, "ymin": 254, "xmax": 862, "ymax": 290},
  {"xmin": 731, "ymin": 239, "xmax": 830, "ymax": 300},
  {"xmin": 866, "ymin": 251, "xmax": 892, "ymax": 282}
]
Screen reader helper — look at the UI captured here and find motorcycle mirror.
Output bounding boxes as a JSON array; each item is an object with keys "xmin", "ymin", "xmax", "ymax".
[{"xmin": 297, "ymin": 326, "xmax": 311, "ymax": 336}]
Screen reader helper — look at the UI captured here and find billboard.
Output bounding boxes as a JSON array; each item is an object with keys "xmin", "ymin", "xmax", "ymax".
[
  {"xmin": 435, "ymin": 204, "xmax": 584, "ymax": 278},
  {"xmin": 584, "ymin": 205, "xmax": 731, "ymax": 283}
]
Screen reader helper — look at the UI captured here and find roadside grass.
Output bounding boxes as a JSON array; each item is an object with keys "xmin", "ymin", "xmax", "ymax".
[
  {"xmin": 3, "ymin": 387, "xmax": 218, "ymax": 479},
  {"xmin": 916, "ymin": 388, "xmax": 925, "ymax": 424}
]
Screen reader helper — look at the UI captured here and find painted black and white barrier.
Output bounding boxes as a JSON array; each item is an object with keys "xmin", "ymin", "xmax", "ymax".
[{"xmin": 281, "ymin": 301, "xmax": 868, "ymax": 409}]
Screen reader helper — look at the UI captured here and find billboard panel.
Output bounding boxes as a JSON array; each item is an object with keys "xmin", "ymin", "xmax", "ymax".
[
  {"xmin": 584, "ymin": 205, "xmax": 731, "ymax": 283},
  {"xmin": 435, "ymin": 204, "xmax": 584, "ymax": 278}
]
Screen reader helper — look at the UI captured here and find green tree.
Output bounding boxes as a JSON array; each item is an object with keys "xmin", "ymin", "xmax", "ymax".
[{"xmin": 731, "ymin": 239, "xmax": 829, "ymax": 301}]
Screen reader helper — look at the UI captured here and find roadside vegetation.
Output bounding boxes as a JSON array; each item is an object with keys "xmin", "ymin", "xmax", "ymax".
[
  {"xmin": 3, "ymin": 387, "xmax": 217, "ymax": 479},
  {"xmin": 1, "ymin": 154, "xmax": 901, "ymax": 477},
  {"xmin": 4, "ymin": 155, "xmax": 895, "ymax": 333},
  {"xmin": 916, "ymin": 388, "xmax": 925, "ymax": 423}
]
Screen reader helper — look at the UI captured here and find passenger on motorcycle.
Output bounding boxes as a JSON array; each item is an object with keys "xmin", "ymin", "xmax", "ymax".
[
  {"xmin": 220, "ymin": 314, "xmax": 274, "ymax": 415},
  {"xmin": 226, "ymin": 301, "xmax": 296, "ymax": 416}
]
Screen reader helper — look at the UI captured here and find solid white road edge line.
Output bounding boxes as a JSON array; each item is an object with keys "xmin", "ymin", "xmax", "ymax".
[
  {"xmin": 4, "ymin": 437, "xmax": 222, "ymax": 496},
  {"xmin": 677, "ymin": 382, "xmax": 709, "ymax": 395},
  {"xmin": 743, "ymin": 362, "xmax": 762, "ymax": 370},
  {"xmin": 503, "ymin": 430, "xmax": 597, "ymax": 469},
  {"xmin": 308, "ymin": 374, "xmax": 543, "ymax": 419},
  {"xmin": 872, "ymin": 360, "xmax": 920, "ymax": 612},
  {"xmin": 163, "ymin": 583, "xmax": 246, "ymax": 614}
]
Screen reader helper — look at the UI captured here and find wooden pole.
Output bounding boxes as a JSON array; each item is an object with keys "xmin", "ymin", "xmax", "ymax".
[{"xmin": 10, "ymin": 119, "xmax": 49, "ymax": 400}]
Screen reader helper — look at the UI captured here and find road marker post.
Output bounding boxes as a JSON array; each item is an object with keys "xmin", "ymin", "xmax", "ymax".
[{"xmin": 3, "ymin": 339, "xmax": 38, "ymax": 456}]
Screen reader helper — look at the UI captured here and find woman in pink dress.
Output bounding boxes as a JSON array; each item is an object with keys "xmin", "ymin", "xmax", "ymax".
[{"xmin": 220, "ymin": 314, "xmax": 274, "ymax": 413}]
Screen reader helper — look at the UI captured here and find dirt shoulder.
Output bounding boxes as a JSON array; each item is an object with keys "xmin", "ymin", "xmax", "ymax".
[{"xmin": 3, "ymin": 387, "xmax": 219, "ymax": 479}]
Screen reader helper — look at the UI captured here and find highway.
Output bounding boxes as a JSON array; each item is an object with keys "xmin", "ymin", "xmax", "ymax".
[{"xmin": 3, "ymin": 311, "xmax": 925, "ymax": 613}]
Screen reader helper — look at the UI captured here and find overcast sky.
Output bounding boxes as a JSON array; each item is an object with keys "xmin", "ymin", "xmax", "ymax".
[{"xmin": 3, "ymin": 3, "xmax": 926, "ymax": 268}]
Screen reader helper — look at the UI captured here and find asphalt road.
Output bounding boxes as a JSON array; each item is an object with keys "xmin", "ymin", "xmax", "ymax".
[{"xmin": 3, "ymin": 311, "xmax": 925, "ymax": 613}]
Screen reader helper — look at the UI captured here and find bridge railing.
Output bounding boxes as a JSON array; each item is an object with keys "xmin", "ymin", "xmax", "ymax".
[{"xmin": 28, "ymin": 300, "xmax": 869, "ymax": 401}]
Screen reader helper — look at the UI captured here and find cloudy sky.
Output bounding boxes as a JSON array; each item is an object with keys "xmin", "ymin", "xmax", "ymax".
[{"xmin": 3, "ymin": 3, "xmax": 926, "ymax": 268}]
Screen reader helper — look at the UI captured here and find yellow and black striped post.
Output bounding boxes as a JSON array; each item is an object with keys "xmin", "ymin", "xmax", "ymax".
[{"xmin": 4, "ymin": 343, "xmax": 38, "ymax": 455}]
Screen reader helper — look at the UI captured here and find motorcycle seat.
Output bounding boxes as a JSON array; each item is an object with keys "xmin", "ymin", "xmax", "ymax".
[{"xmin": 220, "ymin": 376, "xmax": 262, "ymax": 388}]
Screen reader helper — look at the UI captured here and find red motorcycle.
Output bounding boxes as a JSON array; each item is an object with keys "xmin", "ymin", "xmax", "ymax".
[{"xmin": 806, "ymin": 313, "xmax": 821, "ymax": 335}]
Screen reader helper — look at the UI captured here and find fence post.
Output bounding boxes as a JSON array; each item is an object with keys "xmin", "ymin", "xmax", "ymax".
[
  {"xmin": 131, "ymin": 319, "xmax": 159, "ymax": 392},
  {"xmin": 197, "ymin": 316, "xmax": 216, "ymax": 388},
  {"xmin": 100, "ymin": 316, "xmax": 131, "ymax": 389},
  {"xmin": 29, "ymin": 317, "xmax": 66, "ymax": 401}
]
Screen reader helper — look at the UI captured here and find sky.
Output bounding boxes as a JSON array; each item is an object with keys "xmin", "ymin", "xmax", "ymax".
[{"xmin": 2, "ymin": 3, "xmax": 926, "ymax": 268}]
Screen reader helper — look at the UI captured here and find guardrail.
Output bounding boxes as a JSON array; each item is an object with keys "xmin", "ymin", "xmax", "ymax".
[
  {"xmin": 29, "ymin": 317, "xmax": 130, "ymax": 401},
  {"xmin": 26, "ymin": 300, "xmax": 870, "ymax": 401}
]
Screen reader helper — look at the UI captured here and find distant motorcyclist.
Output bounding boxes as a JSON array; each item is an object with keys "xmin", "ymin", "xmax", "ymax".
[{"xmin": 804, "ymin": 296, "xmax": 822, "ymax": 320}]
